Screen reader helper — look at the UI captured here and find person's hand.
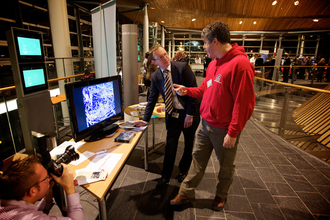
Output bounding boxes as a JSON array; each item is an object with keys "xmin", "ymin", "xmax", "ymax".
[
  {"xmin": 134, "ymin": 121, "xmax": 147, "ymax": 127},
  {"xmin": 223, "ymin": 134, "xmax": 236, "ymax": 149},
  {"xmin": 43, "ymin": 180, "xmax": 55, "ymax": 202},
  {"xmin": 173, "ymin": 84, "xmax": 187, "ymax": 96},
  {"xmin": 50, "ymin": 164, "xmax": 75, "ymax": 195},
  {"xmin": 184, "ymin": 115, "xmax": 193, "ymax": 128}
]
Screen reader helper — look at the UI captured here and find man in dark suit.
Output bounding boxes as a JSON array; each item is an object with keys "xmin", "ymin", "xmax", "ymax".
[
  {"xmin": 282, "ymin": 52, "xmax": 291, "ymax": 82},
  {"xmin": 181, "ymin": 51, "xmax": 190, "ymax": 64},
  {"xmin": 134, "ymin": 45, "xmax": 200, "ymax": 188}
]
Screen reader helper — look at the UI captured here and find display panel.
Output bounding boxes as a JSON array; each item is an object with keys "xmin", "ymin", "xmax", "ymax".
[
  {"xmin": 13, "ymin": 29, "xmax": 44, "ymax": 62},
  {"xmin": 17, "ymin": 37, "xmax": 42, "ymax": 56},
  {"xmin": 65, "ymin": 75, "xmax": 124, "ymax": 142},
  {"xmin": 23, "ymin": 68, "xmax": 46, "ymax": 88},
  {"xmin": 19, "ymin": 64, "xmax": 48, "ymax": 95}
]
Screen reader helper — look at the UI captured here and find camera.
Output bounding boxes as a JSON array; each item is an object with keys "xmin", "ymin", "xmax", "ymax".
[
  {"xmin": 34, "ymin": 132, "xmax": 79, "ymax": 177},
  {"xmin": 42, "ymin": 145, "xmax": 79, "ymax": 177}
]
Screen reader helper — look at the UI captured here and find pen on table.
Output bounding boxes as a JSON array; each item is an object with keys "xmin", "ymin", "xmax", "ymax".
[
  {"xmin": 96, "ymin": 144, "xmax": 122, "ymax": 154},
  {"xmin": 107, "ymin": 144, "xmax": 121, "ymax": 150}
]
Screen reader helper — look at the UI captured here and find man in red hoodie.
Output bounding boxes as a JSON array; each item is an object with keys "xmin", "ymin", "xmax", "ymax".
[{"xmin": 170, "ymin": 21, "xmax": 255, "ymax": 211}]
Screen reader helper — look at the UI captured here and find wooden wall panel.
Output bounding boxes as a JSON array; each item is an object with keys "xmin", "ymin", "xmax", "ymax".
[{"xmin": 115, "ymin": 0, "xmax": 330, "ymax": 31}]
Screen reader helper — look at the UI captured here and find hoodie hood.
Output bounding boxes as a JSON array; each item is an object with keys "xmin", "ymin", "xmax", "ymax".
[{"xmin": 216, "ymin": 43, "xmax": 246, "ymax": 66}]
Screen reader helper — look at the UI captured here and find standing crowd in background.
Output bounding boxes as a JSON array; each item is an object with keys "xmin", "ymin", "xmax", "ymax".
[{"xmin": 248, "ymin": 53, "xmax": 330, "ymax": 83}]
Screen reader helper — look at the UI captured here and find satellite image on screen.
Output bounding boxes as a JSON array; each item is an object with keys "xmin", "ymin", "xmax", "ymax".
[
  {"xmin": 17, "ymin": 36, "xmax": 42, "ymax": 56},
  {"xmin": 82, "ymin": 81, "xmax": 116, "ymax": 127}
]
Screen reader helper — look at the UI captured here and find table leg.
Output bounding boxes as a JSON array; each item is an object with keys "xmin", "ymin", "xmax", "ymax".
[
  {"xmin": 144, "ymin": 126, "xmax": 149, "ymax": 171},
  {"xmin": 98, "ymin": 199, "xmax": 107, "ymax": 220},
  {"xmin": 152, "ymin": 117, "xmax": 155, "ymax": 148},
  {"xmin": 141, "ymin": 118, "xmax": 165, "ymax": 162},
  {"xmin": 149, "ymin": 118, "xmax": 165, "ymax": 155}
]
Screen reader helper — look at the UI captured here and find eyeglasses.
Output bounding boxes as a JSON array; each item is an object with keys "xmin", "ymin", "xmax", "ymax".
[
  {"xmin": 154, "ymin": 53, "xmax": 169, "ymax": 61},
  {"xmin": 27, "ymin": 175, "xmax": 51, "ymax": 195}
]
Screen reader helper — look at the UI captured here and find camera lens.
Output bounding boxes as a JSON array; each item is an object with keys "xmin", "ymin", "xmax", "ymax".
[{"xmin": 55, "ymin": 145, "xmax": 79, "ymax": 165}]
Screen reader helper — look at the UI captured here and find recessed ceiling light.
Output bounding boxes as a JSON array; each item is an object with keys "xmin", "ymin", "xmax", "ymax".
[
  {"xmin": 161, "ymin": 21, "xmax": 164, "ymax": 23},
  {"xmin": 239, "ymin": 21, "xmax": 242, "ymax": 24},
  {"xmin": 313, "ymin": 19, "xmax": 319, "ymax": 22},
  {"xmin": 192, "ymin": 18, "xmax": 196, "ymax": 21},
  {"xmin": 272, "ymin": 1, "xmax": 277, "ymax": 5},
  {"xmin": 294, "ymin": 1, "xmax": 299, "ymax": 6},
  {"xmin": 253, "ymin": 21, "xmax": 257, "ymax": 25}
]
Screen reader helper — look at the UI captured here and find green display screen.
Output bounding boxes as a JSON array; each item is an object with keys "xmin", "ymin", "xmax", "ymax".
[
  {"xmin": 23, "ymin": 69, "xmax": 46, "ymax": 88},
  {"xmin": 17, "ymin": 36, "xmax": 42, "ymax": 56}
]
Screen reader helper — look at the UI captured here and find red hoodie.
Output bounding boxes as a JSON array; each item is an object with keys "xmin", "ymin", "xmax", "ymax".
[{"xmin": 186, "ymin": 43, "xmax": 255, "ymax": 138}]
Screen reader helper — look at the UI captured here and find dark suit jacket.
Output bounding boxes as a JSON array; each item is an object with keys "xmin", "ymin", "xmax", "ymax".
[
  {"xmin": 180, "ymin": 56, "xmax": 190, "ymax": 64},
  {"xmin": 255, "ymin": 57, "xmax": 264, "ymax": 67},
  {"xmin": 143, "ymin": 61, "xmax": 199, "ymax": 123}
]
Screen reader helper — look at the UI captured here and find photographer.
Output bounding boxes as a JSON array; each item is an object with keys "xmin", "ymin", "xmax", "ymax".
[{"xmin": 0, "ymin": 155, "xmax": 83, "ymax": 219}]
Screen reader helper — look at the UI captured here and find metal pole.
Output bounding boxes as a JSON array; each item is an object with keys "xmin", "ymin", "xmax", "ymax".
[
  {"xmin": 161, "ymin": 25, "xmax": 165, "ymax": 47},
  {"xmin": 315, "ymin": 36, "xmax": 320, "ymax": 59},
  {"xmin": 98, "ymin": 199, "xmax": 107, "ymax": 220},
  {"xmin": 144, "ymin": 126, "xmax": 149, "ymax": 170},
  {"xmin": 279, "ymin": 87, "xmax": 291, "ymax": 137},
  {"xmin": 143, "ymin": 4, "xmax": 149, "ymax": 55},
  {"xmin": 261, "ymin": 67, "xmax": 265, "ymax": 89},
  {"xmin": 3, "ymin": 95, "xmax": 17, "ymax": 153}
]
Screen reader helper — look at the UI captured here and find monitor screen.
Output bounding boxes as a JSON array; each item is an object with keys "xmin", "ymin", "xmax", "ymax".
[
  {"xmin": 13, "ymin": 29, "xmax": 44, "ymax": 62},
  {"xmin": 65, "ymin": 75, "xmax": 124, "ymax": 142},
  {"xmin": 23, "ymin": 68, "xmax": 46, "ymax": 88},
  {"xmin": 20, "ymin": 64, "xmax": 48, "ymax": 95},
  {"xmin": 17, "ymin": 36, "xmax": 42, "ymax": 56}
]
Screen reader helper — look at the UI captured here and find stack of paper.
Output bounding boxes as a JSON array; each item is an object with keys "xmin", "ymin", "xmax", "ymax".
[{"xmin": 74, "ymin": 151, "xmax": 123, "ymax": 185}]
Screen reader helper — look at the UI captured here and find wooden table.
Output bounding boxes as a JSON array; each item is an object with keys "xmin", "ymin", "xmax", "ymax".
[
  {"xmin": 50, "ymin": 94, "xmax": 66, "ymax": 104},
  {"xmin": 67, "ymin": 128, "xmax": 144, "ymax": 220},
  {"xmin": 124, "ymin": 103, "xmax": 166, "ymax": 171}
]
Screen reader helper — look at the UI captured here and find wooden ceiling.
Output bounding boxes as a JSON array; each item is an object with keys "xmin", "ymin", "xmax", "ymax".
[{"xmin": 112, "ymin": 0, "xmax": 330, "ymax": 32}]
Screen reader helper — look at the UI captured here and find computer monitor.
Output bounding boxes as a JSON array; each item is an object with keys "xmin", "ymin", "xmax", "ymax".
[
  {"xmin": 19, "ymin": 64, "xmax": 48, "ymax": 95},
  {"xmin": 65, "ymin": 75, "xmax": 124, "ymax": 142},
  {"xmin": 13, "ymin": 29, "xmax": 44, "ymax": 63}
]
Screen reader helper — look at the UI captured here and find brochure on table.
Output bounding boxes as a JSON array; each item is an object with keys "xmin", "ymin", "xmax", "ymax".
[
  {"xmin": 119, "ymin": 121, "xmax": 147, "ymax": 132},
  {"xmin": 74, "ymin": 151, "xmax": 123, "ymax": 185}
]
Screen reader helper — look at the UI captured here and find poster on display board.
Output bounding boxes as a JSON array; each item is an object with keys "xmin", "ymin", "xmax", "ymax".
[{"xmin": 260, "ymin": 50, "xmax": 269, "ymax": 63}]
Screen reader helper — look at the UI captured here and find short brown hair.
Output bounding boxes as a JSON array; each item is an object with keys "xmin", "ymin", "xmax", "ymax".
[
  {"xmin": 0, "ymin": 155, "xmax": 40, "ymax": 200},
  {"xmin": 149, "ymin": 44, "xmax": 164, "ymax": 60},
  {"xmin": 202, "ymin": 21, "xmax": 230, "ymax": 44}
]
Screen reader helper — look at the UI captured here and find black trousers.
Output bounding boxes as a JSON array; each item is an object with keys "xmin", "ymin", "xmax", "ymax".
[
  {"xmin": 162, "ymin": 109, "xmax": 199, "ymax": 179},
  {"xmin": 283, "ymin": 68, "xmax": 289, "ymax": 82}
]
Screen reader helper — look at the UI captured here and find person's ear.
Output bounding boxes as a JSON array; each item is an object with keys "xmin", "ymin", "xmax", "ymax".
[
  {"xmin": 151, "ymin": 60, "xmax": 157, "ymax": 65},
  {"xmin": 28, "ymin": 186, "xmax": 38, "ymax": 197}
]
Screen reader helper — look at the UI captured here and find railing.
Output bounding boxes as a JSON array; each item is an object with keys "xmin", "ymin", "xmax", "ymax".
[{"xmin": 253, "ymin": 66, "xmax": 330, "ymax": 163}]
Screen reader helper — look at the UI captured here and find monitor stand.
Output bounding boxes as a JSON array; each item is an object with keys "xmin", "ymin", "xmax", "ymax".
[{"xmin": 84, "ymin": 124, "xmax": 119, "ymax": 142}]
